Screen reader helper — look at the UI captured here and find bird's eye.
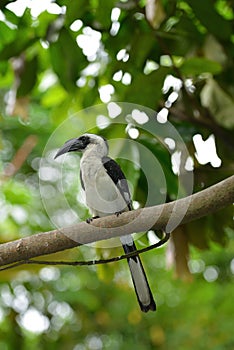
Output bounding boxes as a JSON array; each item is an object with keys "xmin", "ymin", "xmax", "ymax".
[{"xmin": 78, "ymin": 135, "xmax": 90, "ymax": 147}]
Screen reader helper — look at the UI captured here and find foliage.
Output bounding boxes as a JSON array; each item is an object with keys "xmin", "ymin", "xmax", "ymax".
[{"xmin": 0, "ymin": 0, "xmax": 233, "ymax": 348}]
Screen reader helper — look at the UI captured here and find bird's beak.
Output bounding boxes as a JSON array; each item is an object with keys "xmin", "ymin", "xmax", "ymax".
[{"xmin": 54, "ymin": 138, "xmax": 82, "ymax": 159}]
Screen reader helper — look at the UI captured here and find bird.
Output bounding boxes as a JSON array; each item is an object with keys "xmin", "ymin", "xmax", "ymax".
[{"xmin": 54, "ymin": 133, "xmax": 156, "ymax": 312}]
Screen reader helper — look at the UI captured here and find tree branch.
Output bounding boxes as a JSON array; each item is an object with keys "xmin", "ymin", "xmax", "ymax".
[
  {"xmin": 0, "ymin": 233, "xmax": 171, "ymax": 272},
  {"xmin": 0, "ymin": 176, "xmax": 233, "ymax": 268}
]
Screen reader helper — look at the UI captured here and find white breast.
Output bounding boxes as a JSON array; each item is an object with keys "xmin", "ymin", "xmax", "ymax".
[{"xmin": 81, "ymin": 156, "xmax": 127, "ymax": 217}]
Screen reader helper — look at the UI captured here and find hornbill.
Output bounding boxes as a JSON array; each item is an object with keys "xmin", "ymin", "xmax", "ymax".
[{"xmin": 55, "ymin": 133, "xmax": 156, "ymax": 312}]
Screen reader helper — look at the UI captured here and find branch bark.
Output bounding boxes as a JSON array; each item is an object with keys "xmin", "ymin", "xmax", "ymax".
[{"xmin": 0, "ymin": 175, "xmax": 233, "ymax": 268}]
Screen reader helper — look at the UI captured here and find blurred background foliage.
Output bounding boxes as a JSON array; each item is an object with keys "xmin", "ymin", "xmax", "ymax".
[{"xmin": 0, "ymin": 0, "xmax": 234, "ymax": 349}]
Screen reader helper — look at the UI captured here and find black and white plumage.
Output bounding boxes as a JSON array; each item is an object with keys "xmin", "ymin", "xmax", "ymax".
[{"xmin": 55, "ymin": 133, "xmax": 156, "ymax": 312}]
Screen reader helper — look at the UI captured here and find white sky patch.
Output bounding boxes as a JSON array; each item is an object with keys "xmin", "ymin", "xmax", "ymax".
[
  {"xmin": 0, "ymin": 10, "xmax": 17, "ymax": 29},
  {"xmin": 113, "ymin": 70, "xmax": 123, "ymax": 81},
  {"xmin": 110, "ymin": 7, "xmax": 121, "ymax": 36},
  {"xmin": 168, "ymin": 91, "xmax": 179, "ymax": 104},
  {"xmin": 11, "ymin": 205, "xmax": 28, "ymax": 224},
  {"xmin": 31, "ymin": 0, "xmax": 57, "ymax": 17},
  {"xmin": 19, "ymin": 308, "xmax": 50, "ymax": 334},
  {"xmin": 0, "ymin": 10, "xmax": 4, "ymax": 21},
  {"xmin": 144, "ymin": 60, "xmax": 159, "ymax": 75},
  {"xmin": 0, "ymin": 307, "xmax": 5, "ymax": 323},
  {"xmin": 6, "ymin": 0, "xmax": 28, "ymax": 16},
  {"xmin": 47, "ymin": 3, "xmax": 64, "ymax": 15},
  {"xmin": 38, "ymin": 71, "xmax": 58, "ymax": 92},
  {"xmin": 96, "ymin": 115, "xmax": 111, "ymax": 129},
  {"xmin": 164, "ymin": 137, "xmax": 175, "ymax": 150},
  {"xmin": 203, "ymin": 266, "xmax": 219, "ymax": 282},
  {"xmin": 40, "ymin": 40, "xmax": 49, "ymax": 49},
  {"xmin": 39, "ymin": 166, "xmax": 61, "ymax": 182},
  {"xmin": 99, "ymin": 84, "xmax": 114, "ymax": 103},
  {"xmin": 70, "ymin": 19, "xmax": 83, "ymax": 32},
  {"xmin": 112, "ymin": 70, "xmax": 131, "ymax": 85},
  {"xmin": 110, "ymin": 21, "xmax": 120, "ymax": 36},
  {"xmin": 157, "ymin": 108, "xmax": 168, "ymax": 123},
  {"xmin": 1, "ymin": 285, "xmax": 13, "ymax": 307},
  {"xmin": 116, "ymin": 49, "xmax": 129, "ymax": 62},
  {"xmin": 171, "ymin": 150, "xmax": 181, "ymax": 175},
  {"xmin": 185, "ymin": 156, "xmax": 194, "ymax": 171},
  {"xmin": 82, "ymin": 62, "xmax": 101, "ymax": 77},
  {"xmin": 39, "ymin": 267, "xmax": 60, "ymax": 282},
  {"xmin": 148, "ymin": 230, "xmax": 160, "ymax": 245},
  {"xmin": 12, "ymin": 285, "xmax": 29, "ymax": 313},
  {"xmin": 132, "ymin": 109, "xmax": 149, "ymax": 124},
  {"xmin": 185, "ymin": 78, "xmax": 195, "ymax": 93},
  {"xmin": 128, "ymin": 127, "xmax": 139, "ymax": 139},
  {"xmin": 107, "ymin": 102, "xmax": 122, "ymax": 118},
  {"xmin": 193, "ymin": 134, "xmax": 222, "ymax": 168},
  {"xmin": 76, "ymin": 27, "xmax": 101, "ymax": 58},
  {"xmin": 122, "ymin": 72, "xmax": 132, "ymax": 85},
  {"xmin": 230, "ymin": 259, "xmax": 234, "ymax": 274},
  {"xmin": 111, "ymin": 7, "xmax": 121, "ymax": 21},
  {"xmin": 163, "ymin": 75, "xmax": 182, "ymax": 93},
  {"xmin": 76, "ymin": 76, "xmax": 86, "ymax": 88},
  {"xmin": 7, "ymin": 0, "xmax": 63, "ymax": 17},
  {"xmin": 48, "ymin": 301, "xmax": 73, "ymax": 320},
  {"xmin": 132, "ymin": 200, "xmax": 140, "ymax": 209}
]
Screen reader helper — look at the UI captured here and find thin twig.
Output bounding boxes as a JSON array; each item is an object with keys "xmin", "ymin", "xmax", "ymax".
[{"xmin": 0, "ymin": 233, "xmax": 170, "ymax": 272}]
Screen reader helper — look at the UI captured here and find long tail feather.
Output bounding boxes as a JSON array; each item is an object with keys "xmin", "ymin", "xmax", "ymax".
[{"xmin": 120, "ymin": 235, "xmax": 156, "ymax": 312}]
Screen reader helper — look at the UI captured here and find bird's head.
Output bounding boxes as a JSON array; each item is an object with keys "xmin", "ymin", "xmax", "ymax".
[{"xmin": 54, "ymin": 133, "xmax": 108, "ymax": 159}]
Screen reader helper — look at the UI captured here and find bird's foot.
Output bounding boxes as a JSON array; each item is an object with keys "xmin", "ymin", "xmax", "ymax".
[
  {"xmin": 86, "ymin": 216, "xmax": 100, "ymax": 224},
  {"xmin": 115, "ymin": 211, "xmax": 123, "ymax": 217}
]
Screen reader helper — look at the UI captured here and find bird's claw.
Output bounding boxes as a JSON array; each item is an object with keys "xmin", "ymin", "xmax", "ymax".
[{"xmin": 86, "ymin": 216, "xmax": 100, "ymax": 224}]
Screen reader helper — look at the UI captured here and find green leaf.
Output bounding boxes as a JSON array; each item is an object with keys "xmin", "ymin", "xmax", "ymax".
[
  {"xmin": 81, "ymin": 84, "xmax": 100, "ymax": 108},
  {"xmin": 124, "ymin": 67, "xmax": 171, "ymax": 108},
  {"xmin": 137, "ymin": 136, "xmax": 178, "ymax": 199},
  {"xmin": 50, "ymin": 27, "xmax": 86, "ymax": 91},
  {"xmin": 35, "ymin": 11, "xmax": 58, "ymax": 38},
  {"xmin": 0, "ymin": 0, "xmax": 13, "ymax": 10},
  {"xmin": 41, "ymin": 84, "xmax": 68, "ymax": 107},
  {"xmin": 180, "ymin": 58, "xmax": 222, "ymax": 76},
  {"xmin": 185, "ymin": 0, "xmax": 232, "ymax": 40},
  {"xmin": 159, "ymin": 13, "xmax": 205, "ymax": 57},
  {"xmin": 17, "ymin": 56, "xmax": 38, "ymax": 96},
  {"xmin": 94, "ymin": 0, "xmax": 116, "ymax": 29},
  {"xmin": 0, "ymin": 35, "xmax": 37, "ymax": 61},
  {"xmin": 0, "ymin": 9, "xmax": 36, "ymax": 60},
  {"xmin": 128, "ymin": 31, "xmax": 156, "ymax": 69},
  {"xmin": 0, "ymin": 22, "xmax": 17, "ymax": 50},
  {"xmin": 56, "ymin": 0, "xmax": 89, "ymax": 25},
  {"xmin": 3, "ymin": 7, "xmax": 20, "ymax": 25},
  {"xmin": 201, "ymin": 78, "xmax": 234, "ymax": 129},
  {"xmin": 3, "ymin": 180, "xmax": 32, "ymax": 205}
]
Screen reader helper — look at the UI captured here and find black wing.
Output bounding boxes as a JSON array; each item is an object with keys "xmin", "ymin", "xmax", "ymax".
[{"xmin": 102, "ymin": 156, "xmax": 132, "ymax": 211}]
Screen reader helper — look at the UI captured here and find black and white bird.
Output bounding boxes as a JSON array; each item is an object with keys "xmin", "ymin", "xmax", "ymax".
[{"xmin": 55, "ymin": 133, "xmax": 156, "ymax": 312}]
